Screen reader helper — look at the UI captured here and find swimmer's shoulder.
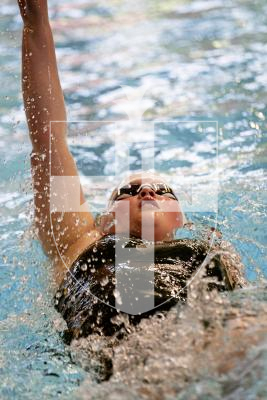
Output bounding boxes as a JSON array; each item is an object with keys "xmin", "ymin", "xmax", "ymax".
[{"xmin": 53, "ymin": 229, "xmax": 103, "ymax": 285}]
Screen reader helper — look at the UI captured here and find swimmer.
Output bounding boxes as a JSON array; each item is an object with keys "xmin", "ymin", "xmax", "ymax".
[
  {"xmin": 17, "ymin": 0, "xmax": 246, "ymax": 340},
  {"xmin": 17, "ymin": 0, "xmax": 185, "ymax": 280}
]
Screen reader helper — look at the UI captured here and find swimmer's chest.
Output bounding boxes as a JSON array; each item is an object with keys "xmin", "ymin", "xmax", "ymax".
[{"xmin": 68, "ymin": 235, "xmax": 208, "ymax": 284}]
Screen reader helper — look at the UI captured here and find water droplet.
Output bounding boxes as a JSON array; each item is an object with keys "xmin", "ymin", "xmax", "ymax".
[
  {"xmin": 100, "ymin": 276, "xmax": 109, "ymax": 286},
  {"xmin": 81, "ymin": 263, "xmax": 87, "ymax": 272},
  {"xmin": 114, "ymin": 289, "xmax": 122, "ymax": 305}
]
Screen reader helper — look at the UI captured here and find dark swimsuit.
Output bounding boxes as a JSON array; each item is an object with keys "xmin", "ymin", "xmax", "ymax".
[{"xmin": 54, "ymin": 235, "xmax": 244, "ymax": 342}]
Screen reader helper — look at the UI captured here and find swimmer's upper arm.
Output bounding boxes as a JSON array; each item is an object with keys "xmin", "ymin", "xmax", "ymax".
[
  {"xmin": 31, "ymin": 144, "xmax": 96, "ymax": 259},
  {"xmin": 21, "ymin": 21, "xmax": 96, "ymax": 258}
]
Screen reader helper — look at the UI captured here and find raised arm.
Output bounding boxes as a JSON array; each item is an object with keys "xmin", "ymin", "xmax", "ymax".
[{"xmin": 18, "ymin": 1, "xmax": 100, "ymax": 274}]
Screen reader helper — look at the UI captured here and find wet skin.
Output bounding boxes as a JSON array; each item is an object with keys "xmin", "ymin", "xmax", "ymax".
[{"xmin": 103, "ymin": 175, "xmax": 184, "ymax": 242}]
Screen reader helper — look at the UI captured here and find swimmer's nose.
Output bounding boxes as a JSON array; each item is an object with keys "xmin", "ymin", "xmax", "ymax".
[{"xmin": 138, "ymin": 186, "xmax": 156, "ymax": 199}]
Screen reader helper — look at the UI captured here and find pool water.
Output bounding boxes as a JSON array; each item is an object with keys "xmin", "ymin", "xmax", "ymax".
[{"xmin": 0, "ymin": 0, "xmax": 266, "ymax": 398}]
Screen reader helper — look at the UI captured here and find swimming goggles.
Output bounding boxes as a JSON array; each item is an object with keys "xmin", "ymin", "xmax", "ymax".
[{"xmin": 111, "ymin": 182, "xmax": 178, "ymax": 202}]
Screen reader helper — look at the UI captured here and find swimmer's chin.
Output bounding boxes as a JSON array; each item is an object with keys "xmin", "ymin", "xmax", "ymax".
[{"xmin": 114, "ymin": 227, "xmax": 175, "ymax": 243}]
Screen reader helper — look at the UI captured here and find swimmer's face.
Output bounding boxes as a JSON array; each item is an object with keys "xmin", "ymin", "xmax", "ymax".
[{"xmin": 102, "ymin": 174, "xmax": 184, "ymax": 241}]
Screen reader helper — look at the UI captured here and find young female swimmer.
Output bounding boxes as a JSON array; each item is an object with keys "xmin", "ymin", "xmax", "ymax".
[
  {"xmin": 17, "ymin": 0, "xmax": 184, "ymax": 282},
  {"xmin": 17, "ymin": 0, "xmax": 245, "ymax": 339}
]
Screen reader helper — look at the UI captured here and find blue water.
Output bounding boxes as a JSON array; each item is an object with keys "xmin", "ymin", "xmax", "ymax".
[{"xmin": 0, "ymin": 0, "xmax": 266, "ymax": 398}]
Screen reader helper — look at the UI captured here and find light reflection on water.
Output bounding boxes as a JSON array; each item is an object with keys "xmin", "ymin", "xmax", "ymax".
[{"xmin": 0, "ymin": 0, "xmax": 266, "ymax": 398}]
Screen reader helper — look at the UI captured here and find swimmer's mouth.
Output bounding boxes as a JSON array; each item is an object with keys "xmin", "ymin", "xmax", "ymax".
[{"xmin": 140, "ymin": 200, "xmax": 160, "ymax": 209}]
